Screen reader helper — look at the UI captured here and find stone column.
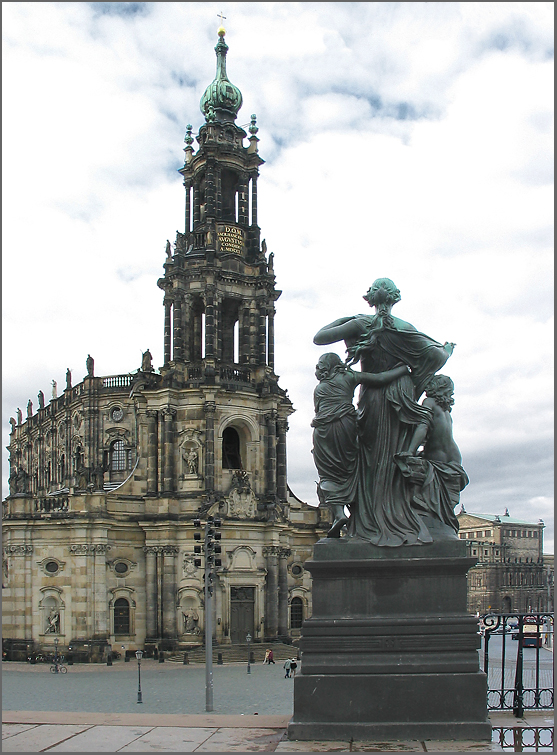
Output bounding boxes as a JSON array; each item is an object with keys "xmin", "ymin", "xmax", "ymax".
[
  {"xmin": 267, "ymin": 307, "xmax": 275, "ymax": 371},
  {"xmin": 204, "ymin": 401, "xmax": 216, "ymax": 494},
  {"xmin": 251, "ymin": 176, "xmax": 258, "ymax": 227},
  {"xmin": 164, "ymin": 301, "xmax": 172, "ymax": 364},
  {"xmin": 93, "ymin": 544, "xmax": 109, "ymax": 638},
  {"xmin": 204, "ymin": 288, "xmax": 215, "ymax": 359},
  {"xmin": 276, "ymin": 419, "xmax": 288, "ymax": 502},
  {"xmin": 144, "ymin": 547, "xmax": 158, "ymax": 640},
  {"xmin": 265, "ymin": 412, "xmax": 277, "ymax": 498},
  {"xmin": 278, "ymin": 547, "xmax": 291, "ymax": 638},
  {"xmin": 193, "ymin": 183, "xmax": 200, "ymax": 226},
  {"xmin": 264, "ymin": 546, "xmax": 280, "ymax": 640},
  {"xmin": 173, "ymin": 298, "xmax": 183, "ymax": 362},
  {"xmin": 238, "ymin": 173, "xmax": 249, "ymax": 225},
  {"xmin": 162, "ymin": 546, "xmax": 178, "ymax": 640},
  {"xmin": 183, "ymin": 295, "xmax": 192, "ymax": 363},
  {"xmin": 258, "ymin": 300, "xmax": 267, "ymax": 365},
  {"xmin": 146, "ymin": 411, "xmax": 158, "ymax": 494},
  {"xmin": 162, "ymin": 409, "xmax": 176, "ymax": 493},
  {"xmin": 185, "ymin": 182, "xmax": 191, "ymax": 234},
  {"xmin": 206, "ymin": 160, "xmax": 216, "ymax": 218}
]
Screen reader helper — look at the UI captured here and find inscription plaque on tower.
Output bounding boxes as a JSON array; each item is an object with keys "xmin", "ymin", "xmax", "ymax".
[{"xmin": 217, "ymin": 224, "xmax": 244, "ymax": 254}]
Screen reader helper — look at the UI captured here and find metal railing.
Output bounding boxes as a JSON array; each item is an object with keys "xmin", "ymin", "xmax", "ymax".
[{"xmin": 481, "ymin": 612, "xmax": 554, "ymax": 716}]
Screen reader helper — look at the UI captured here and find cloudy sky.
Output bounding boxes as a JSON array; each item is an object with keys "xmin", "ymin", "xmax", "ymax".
[{"xmin": 3, "ymin": 2, "xmax": 553, "ymax": 552}]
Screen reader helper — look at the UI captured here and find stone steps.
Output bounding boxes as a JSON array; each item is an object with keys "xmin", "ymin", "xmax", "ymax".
[{"xmin": 166, "ymin": 641, "xmax": 298, "ymax": 665}]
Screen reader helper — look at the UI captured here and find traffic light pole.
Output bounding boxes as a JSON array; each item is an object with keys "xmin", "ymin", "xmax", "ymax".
[
  {"xmin": 204, "ymin": 520, "xmax": 214, "ymax": 713},
  {"xmin": 194, "ymin": 515, "xmax": 222, "ymax": 713}
]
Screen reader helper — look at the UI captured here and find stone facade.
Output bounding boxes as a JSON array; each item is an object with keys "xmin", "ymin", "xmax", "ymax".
[
  {"xmin": 2, "ymin": 32, "xmax": 328, "ymax": 661},
  {"xmin": 456, "ymin": 510, "xmax": 552, "ymax": 614}
]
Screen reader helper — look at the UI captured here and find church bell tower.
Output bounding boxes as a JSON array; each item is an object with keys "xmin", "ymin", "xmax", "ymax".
[{"xmin": 157, "ymin": 24, "xmax": 292, "ymax": 510}]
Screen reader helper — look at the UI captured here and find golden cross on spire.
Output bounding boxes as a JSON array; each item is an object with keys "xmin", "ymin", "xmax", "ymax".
[{"xmin": 217, "ymin": 11, "xmax": 226, "ymax": 36}]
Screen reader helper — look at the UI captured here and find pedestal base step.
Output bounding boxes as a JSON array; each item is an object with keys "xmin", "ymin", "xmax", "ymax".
[{"xmin": 287, "ymin": 720, "xmax": 493, "ymax": 742}]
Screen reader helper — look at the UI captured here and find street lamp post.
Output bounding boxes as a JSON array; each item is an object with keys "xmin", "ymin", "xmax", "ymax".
[
  {"xmin": 53, "ymin": 636, "xmax": 59, "ymax": 673},
  {"xmin": 135, "ymin": 650, "xmax": 143, "ymax": 704},
  {"xmin": 246, "ymin": 633, "xmax": 252, "ymax": 675}
]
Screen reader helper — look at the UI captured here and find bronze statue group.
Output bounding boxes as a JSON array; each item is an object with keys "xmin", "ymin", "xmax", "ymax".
[{"xmin": 312, "ymin": 278, "xmax": 468, "ymax": 546}]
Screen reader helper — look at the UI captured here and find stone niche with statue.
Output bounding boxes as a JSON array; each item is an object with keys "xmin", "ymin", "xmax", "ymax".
[{"xmin": 289, "ymin": 278, "xmax": 490, "ymax": 742}]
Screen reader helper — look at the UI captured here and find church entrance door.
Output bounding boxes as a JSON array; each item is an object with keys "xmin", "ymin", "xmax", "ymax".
[{"xmin": 230, "ymin": 587, "xmax": 254, "ymax": 644}]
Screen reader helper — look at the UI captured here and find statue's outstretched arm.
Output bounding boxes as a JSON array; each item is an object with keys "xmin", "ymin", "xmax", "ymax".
[{"xmin": 313, "ymin": 317, "xmax": 362, "ymax": 345}]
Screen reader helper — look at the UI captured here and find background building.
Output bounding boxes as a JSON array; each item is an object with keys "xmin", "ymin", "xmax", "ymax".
[
  {"xmin": 2, "ymin": 30, "xmax": 328, "ymax": 662},
  {"xmin": 457, "ymin": 508, "xmax": 552, "ymax": 614}
]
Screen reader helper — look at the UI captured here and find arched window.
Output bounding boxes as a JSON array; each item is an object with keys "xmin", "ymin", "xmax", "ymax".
[
  {"xmin": 290, "ymin": 597, "xmax": 304, "ymax": 629},
  {"xmin": 114, "ymin": 598, "xmax": 130, "ymax": 635},
  {"xmin": 111, "ymin": 440, "xmax": 126, "ymax": 471},
  {"xmin": 222, "ymin": 427, "xmax": 242, "ymax": 469}
]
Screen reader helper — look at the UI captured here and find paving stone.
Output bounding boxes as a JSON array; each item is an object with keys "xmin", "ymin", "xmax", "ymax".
[
  {"xmin": 1, "ymin": 724, "xmax": 91, "ymax": 752},
  {"xmin": 118, "ymin": 727, "xmax": 216, "ymax": 752},
  {"xmin": 275, "ymin": 740, "xmax": 350, "ymax": 752},
  {"xmin": 351, "ymin": 742, "xmax": 424, "ymax": 751},
  {"xmin": 2, "ymin": 724, "xmax": 38, "ymax": 740},
  {"xmin": 48, "ymin": 725, "xmax": 153, "ymax": 752},
  {"xmin": 423, "ymin": 741, "xmax": 503, "ymax": 752},
  {"xmin": 195, "ymin": 726, "xmax": 285, "ymax": 751}
]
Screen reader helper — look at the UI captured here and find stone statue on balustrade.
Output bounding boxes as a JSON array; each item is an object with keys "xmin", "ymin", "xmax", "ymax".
[
  {"xmin": 141, "ymin": 349, "xmax": 154, "ymax": 372},
  {"xmin": 313, "ymin": 277, "xmax": 463, "ymax": 547},
  {"xmin": 86, "ymin": 354, "xmax": 94, "ymax": 377}
]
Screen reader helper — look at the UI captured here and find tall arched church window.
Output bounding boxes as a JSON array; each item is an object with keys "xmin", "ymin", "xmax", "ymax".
[
  {"xmin": 111, "ymin": 440, "xmax": 126, "ymax": 471},
  {"xmin": 222, "ymin": 427, "xmax": 242, "ymax": 469},
  {"xmin": 290, "ymin": 597, "xmax": 303, "ymax": 629},
  {"xmin": 114, "ymin": 598, "xmax": 130, "ymax": 635}
]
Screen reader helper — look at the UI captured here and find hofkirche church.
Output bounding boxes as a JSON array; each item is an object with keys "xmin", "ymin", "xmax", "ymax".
[{"xmin": 2, "ymin": 27, "xmax": 329, "ymax": 661}]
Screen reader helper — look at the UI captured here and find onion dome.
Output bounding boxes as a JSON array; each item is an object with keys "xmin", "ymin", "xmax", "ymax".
[{"xmin": 200, "ymin": 27, "xmax": 243, "ymax": 123}]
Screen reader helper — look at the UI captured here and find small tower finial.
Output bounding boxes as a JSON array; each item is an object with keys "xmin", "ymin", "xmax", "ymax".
[{"xmin": 217, "ymin": 11, "xmax": 226, "ymax": 37}]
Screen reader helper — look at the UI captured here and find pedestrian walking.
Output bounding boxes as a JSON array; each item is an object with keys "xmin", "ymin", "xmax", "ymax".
[
  {"xmin": 290, "ymin": 658, "xmax": 298, "ymax": 678},
  {"xmin": 267, "ymin": 649, "xmax": 275, "ymax": 664},
  {"xmin": 283, "ymin": 658, "xmax": 291, "ymax": 678},
  {"xmin": 263, "ymin": 649, "xmax": 270, "ymax": 664}
]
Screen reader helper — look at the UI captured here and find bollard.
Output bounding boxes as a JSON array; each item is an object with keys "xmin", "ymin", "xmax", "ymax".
[
  {"xmin": 107, "ymin": 653, "xmax": 112, "ymax": 666},
  {"xmin": 158, "ymin": 651, "xmax": 164, "ymax": 663},
  {"xmin": 183, "ymin": 652, "xmax": 188, "ymax": 665},
  {"xmin": 217, "ymin": 652, "xmax": 223, "ymax": 665}
]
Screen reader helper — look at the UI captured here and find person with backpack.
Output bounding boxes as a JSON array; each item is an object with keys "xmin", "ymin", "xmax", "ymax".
[{"xmin": 290, "ymin": 658, "xmax": 298, "ymax": 677}]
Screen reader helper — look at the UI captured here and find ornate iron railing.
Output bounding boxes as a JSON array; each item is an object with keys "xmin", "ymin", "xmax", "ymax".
[
  {"xmin": 492, "ymin": 726, "xmax": 553, "ymax": 751},
  {"xmin": 481, "ymin": 612, "xmax": 554, "ymax": 715}
]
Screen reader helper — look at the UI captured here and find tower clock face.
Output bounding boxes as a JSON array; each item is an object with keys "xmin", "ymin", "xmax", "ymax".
[{"xmin": 111, "ymin": 407, "xmax": 123, "ymax": 422}]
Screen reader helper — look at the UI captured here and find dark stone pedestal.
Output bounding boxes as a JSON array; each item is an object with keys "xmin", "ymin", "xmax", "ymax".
[{"xmin": 288, "ymin": 538, "xmax": 491, "ymax": 741}]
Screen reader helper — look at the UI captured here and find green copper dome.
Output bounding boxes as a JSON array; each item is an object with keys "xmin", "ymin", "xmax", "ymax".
[{"xmin": 200, "ymin": 30, "xmax": 243, "ymax": 122}]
